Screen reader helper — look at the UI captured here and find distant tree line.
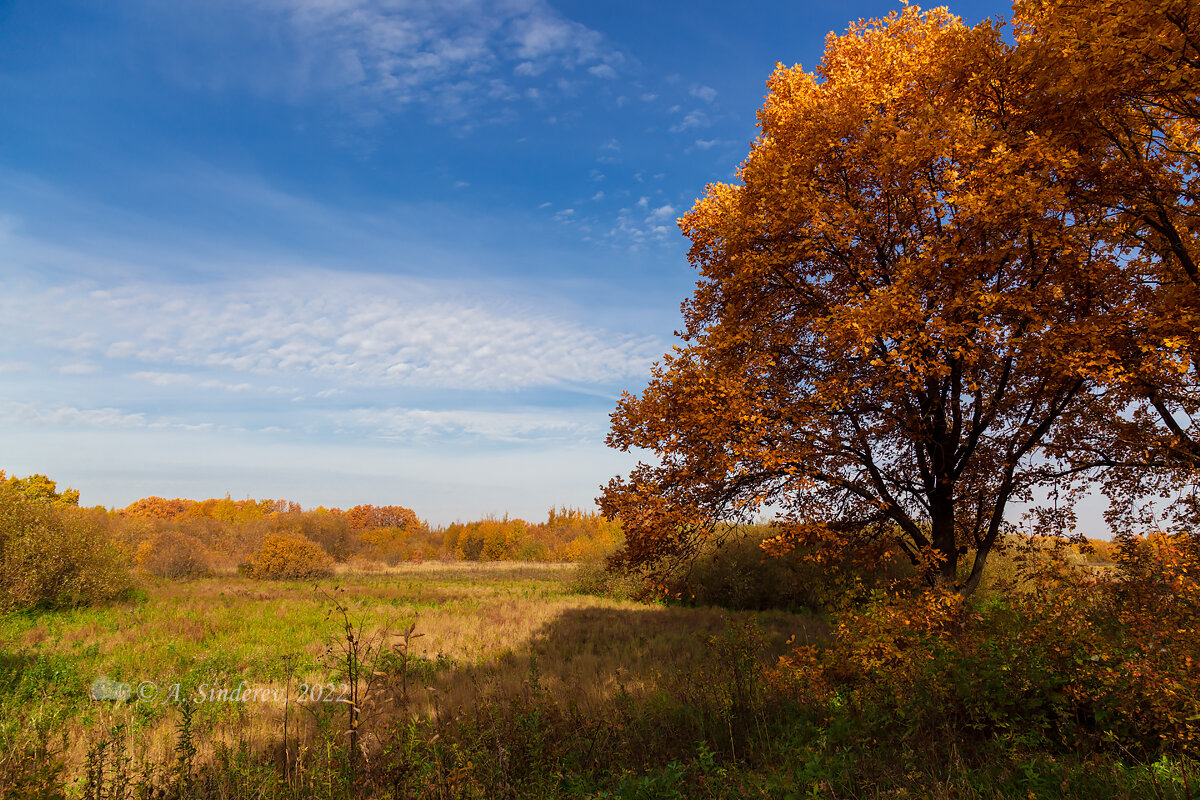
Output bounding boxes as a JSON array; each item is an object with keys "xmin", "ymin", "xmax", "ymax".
[{"xmin": 0, "ymin": 470, "xmax": 627, "ymax": 608}]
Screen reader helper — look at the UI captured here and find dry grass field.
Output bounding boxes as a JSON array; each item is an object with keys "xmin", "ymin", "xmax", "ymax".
[
  {"xmin": 2, "ymin": 557, "xmax": 1195, "ymax": 799},
  {"xmin": 0, "ymin": 562, "xmax": 819, "ymax": 797}
]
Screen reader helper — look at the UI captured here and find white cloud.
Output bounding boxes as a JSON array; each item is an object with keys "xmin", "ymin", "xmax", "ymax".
[
  {"xmin": 670, "ymin": 109, "xmax": 709, "ymax": 132},
  {"xmin": 587, "ymin": 63, "xmax": 617, "ymax": 79},
  {"xmin": 342, "ymin": 406, "xmax": 594, "ymax": 443},
  {"xmin": 3, "ymin": 401, "xmax": 149, "ymax": 430},
  {"xmin": 1, "ymin": 271, "xmax": 660, "ymax": 392},
  {"xmin": 3, "ymin": 391, "xmax": 602, "ymax": 445},
  {"xmin": 606, "ymin": 203, "xmax": 680, "ymax": 248},
  {"xmin": 694, "ymin": 138, "xmax": 718, "ymax": 150},
  {"xmin": 130, "ymin": 371, "xmax": 193, "ymax": 387},
  {"xmin": 129, "ymin": 371, "xmax": 258, "ymax": 393},
  {"xmin": 162, "ymin": 0, "xmax": 628, "ymax": 124},
  {"xmin": 690, "ymin": 85, "xmax": 718, "ymax": 103},
  {"xmin": 199, "ymin": 379, "xmax": 254, "ymax": 392},
  {"xmin": 59, "ymin": 361, "xmax": 101, "ymax": 375}
]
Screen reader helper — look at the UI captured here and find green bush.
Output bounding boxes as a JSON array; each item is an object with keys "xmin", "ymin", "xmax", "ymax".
[
  {"xmin": 671, "ymin": 525, "xmax": 911, "ymax": 612},
  {"xmin": 0, "ymin": 488, "xmax": 133, "ymax": 610},
  {"xmin": 568, "ymin": 558, "xmax": 646, "ymax": 600}
]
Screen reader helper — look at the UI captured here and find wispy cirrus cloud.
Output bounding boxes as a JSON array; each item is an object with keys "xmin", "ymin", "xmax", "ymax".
[
  {"xmin": 129, "ymin": 372, "xmax": 258, "ymax": 393},
  {"xmin": 0, "ymin": 271, "xmax": 660, "ymax": 393},
  {"xmin": 669, "ymin": 109, "xmax": 710, "ymax": 132},
  {"xmin": 145, "ymin": 0, "xmax": 629, "ymax": 125},
  {"xmin": 605, "ymin": 200, "xmax": 682, "ymax": 248},
  {"xmin": 340, "ymin": 406, "xmax": 595, "ymax": 443},
  {"xmin": 0, "ymin": 397, "xmax": 593, "ymax": 444},
  {"xmin": 2, "ymin": 401, "xmax": 151, "ymax": 430}
]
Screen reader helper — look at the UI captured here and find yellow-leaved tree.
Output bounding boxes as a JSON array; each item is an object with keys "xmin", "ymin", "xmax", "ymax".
[
  {"xmin": 600, "ymin": 7, "xmax": 1137, "ymax": 593},
  {"xmin": 1012, "ymin": 0, "xmax": 1200, "ymax": 530}
]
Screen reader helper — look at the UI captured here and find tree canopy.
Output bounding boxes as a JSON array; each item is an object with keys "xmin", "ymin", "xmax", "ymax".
[
  {"xmin": 1011, "ymin": 0, "xmax": 1200, "ymax": 529},
  {"xmin": 600, "ymin": 4, "xmax": 1196, "ymax": 593},
  {"xmin": 0, "ymin": 471, "xmax": 80, "ymax": 507}
]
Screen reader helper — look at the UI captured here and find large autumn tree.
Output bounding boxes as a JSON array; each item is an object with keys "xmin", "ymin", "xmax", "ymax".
[
  {"xmin": 600, "ymin": 7, "xmax": 1136, "ymax": 592},
  {"xmin": 1013, "ymin": 0, "xmax": 1200, "ymax": 523}
]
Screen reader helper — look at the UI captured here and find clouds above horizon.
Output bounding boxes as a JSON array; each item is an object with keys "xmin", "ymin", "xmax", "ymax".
[
  {"xmin": 0, "ymin": 267, "xmax": 652, "ymax": 457},
  {"xmin": 0, "ymin": 271, "xmax": 660, "ymax": 392},
  {"xmin": 340, "ymin": 405, "xmax": 596, "ymax": 442},
  {"xmin": 0, "ymin": 0, "xmax": 1015, "ymax": 518}
]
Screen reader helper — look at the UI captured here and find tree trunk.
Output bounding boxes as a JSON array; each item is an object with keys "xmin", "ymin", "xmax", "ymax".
[{"xmin": 930, "ymin": 497, "xmax": 958, "ymax": 587}]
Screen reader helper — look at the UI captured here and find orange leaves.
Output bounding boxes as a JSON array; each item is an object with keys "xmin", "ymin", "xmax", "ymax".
[
  {"xmin": 120, "ymin": 496, "xmax": 194, "ymax": 521},
  {"xmin": 769, "ymin": 542, "xmax": 1200, "ymax": 754},
  {"xmin": 244, "ymin": 531, "xmax": 334, "ymax": 580},
  {"xmin": 1009, "ymin": 0, "xmax": 1200, "ymax": 477},
  {"xmin": 344, "ymin": 504, "xmax": 420, "ymax": 533},
  {"xmin": 121, "ymin": 495, "xmax": 291, "ymax": 523},
  {"xmin": 603, "ymin": 6, "xmax": 1134, "ymax": 589}
]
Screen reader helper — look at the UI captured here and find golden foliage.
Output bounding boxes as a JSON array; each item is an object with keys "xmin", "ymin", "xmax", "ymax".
[
  {"xmin": 244, "ymin": 531, "xmax": 334, "ymax": 580},
  {"xmin": 600, "ymin": 1, "xmax": 1200, "ymax": 594},
  {"xmin": 345, "ymin": 504, "xmax": 419, "ymax": 532},
  {"xmin": 0, "ymin": 471, "xmax": 80, "ymax": 507},
  {"xmin": 603, "ymin": 6, "xmax": 1130, "ymax": 591},
  {"xmin": 770, "ymin": 533, "xmax": 1200, "ymax": 755},
  {"xmin": 133, "ymin": 530, "xmax": 214, "ymax": 578},
  {"xmin": 1010, "ymin": 0, "xmax": 1200, "ymax": 508},
  {"xmin": 0, "ymin": 488, "xmax": 131, "ymax": 610}
]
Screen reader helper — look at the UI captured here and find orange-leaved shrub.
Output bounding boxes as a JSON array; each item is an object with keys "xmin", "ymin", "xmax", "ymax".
[
  {"xmin": 535, "ymin": 507, "xmax": 623, "ymax": 561},
  {"xmin": 134, "ymin": 530, "xmax": 214, "ymax": 578},
  {"xmin": 243, "ymin": 531, "xmax": 334, "ymax": 580},
  {"xmin": 767, "ymin": 533, "xmax": 1200, "ymax": 757},
  {"xmin": 250, "ymin": 509, "xmax": 357, "ymax": 562}
]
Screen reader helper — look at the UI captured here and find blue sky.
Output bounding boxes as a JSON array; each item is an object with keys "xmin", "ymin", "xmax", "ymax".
[{"xmin": 0, "ymin": 0, "xmax": 1010, "ymax": 522}]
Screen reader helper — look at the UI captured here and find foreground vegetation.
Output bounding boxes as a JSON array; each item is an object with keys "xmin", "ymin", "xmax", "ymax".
[
  {"xmin": 0, "ymin": 476, "xmax": 1195, "ymax": 796},
  {"xmin": 0, "ymin": 538, "xmax": 1197, "ymax": 799}
]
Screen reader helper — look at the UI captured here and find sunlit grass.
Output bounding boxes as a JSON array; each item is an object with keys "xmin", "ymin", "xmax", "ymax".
[{"xmin": 0, "ymin": 563, "xmax": 818, "ymax": 787}]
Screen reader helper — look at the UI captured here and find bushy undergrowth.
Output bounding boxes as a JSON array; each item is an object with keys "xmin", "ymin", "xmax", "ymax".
[
  {"xmin": 6, "ymin": 538, "xmax": 1200, "ymax": 799},
  {"xmin": 568, "ymin": 559, "xmax": 647, "ymax": 600},
  {"xmin": 134, "ymin": 529, "xmax": 215, "ymax": 578},
  {"xmin": 769, "ymin": 532, "xmax": 1200, "ymax": 759},
  {"xmin": 657, "ymin": 524, "xmax": 913, "ymax": 612},
  {"xmin": 0, "ymin": 489, "xmax": 132, "ymax": 611},
  {"xmin": 244, "ymin": 531, "xmax": 335, "ymax": 580},
  {"xmin": 17, "ymin": 605, "xmax": 1198, "ymax": 800}
]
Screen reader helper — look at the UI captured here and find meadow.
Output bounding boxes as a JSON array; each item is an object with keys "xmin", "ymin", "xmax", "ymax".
[
  {"xmin": 0, "ymin": 476, "xmax": 1197, "ymax": 798},
  {"xmin": 0, "ymin": 563, "xmax": 815, "ymax": 798},
  {"xmin": 3, "ymin": 557, "xmax": 1198, "ymax": 799}
]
